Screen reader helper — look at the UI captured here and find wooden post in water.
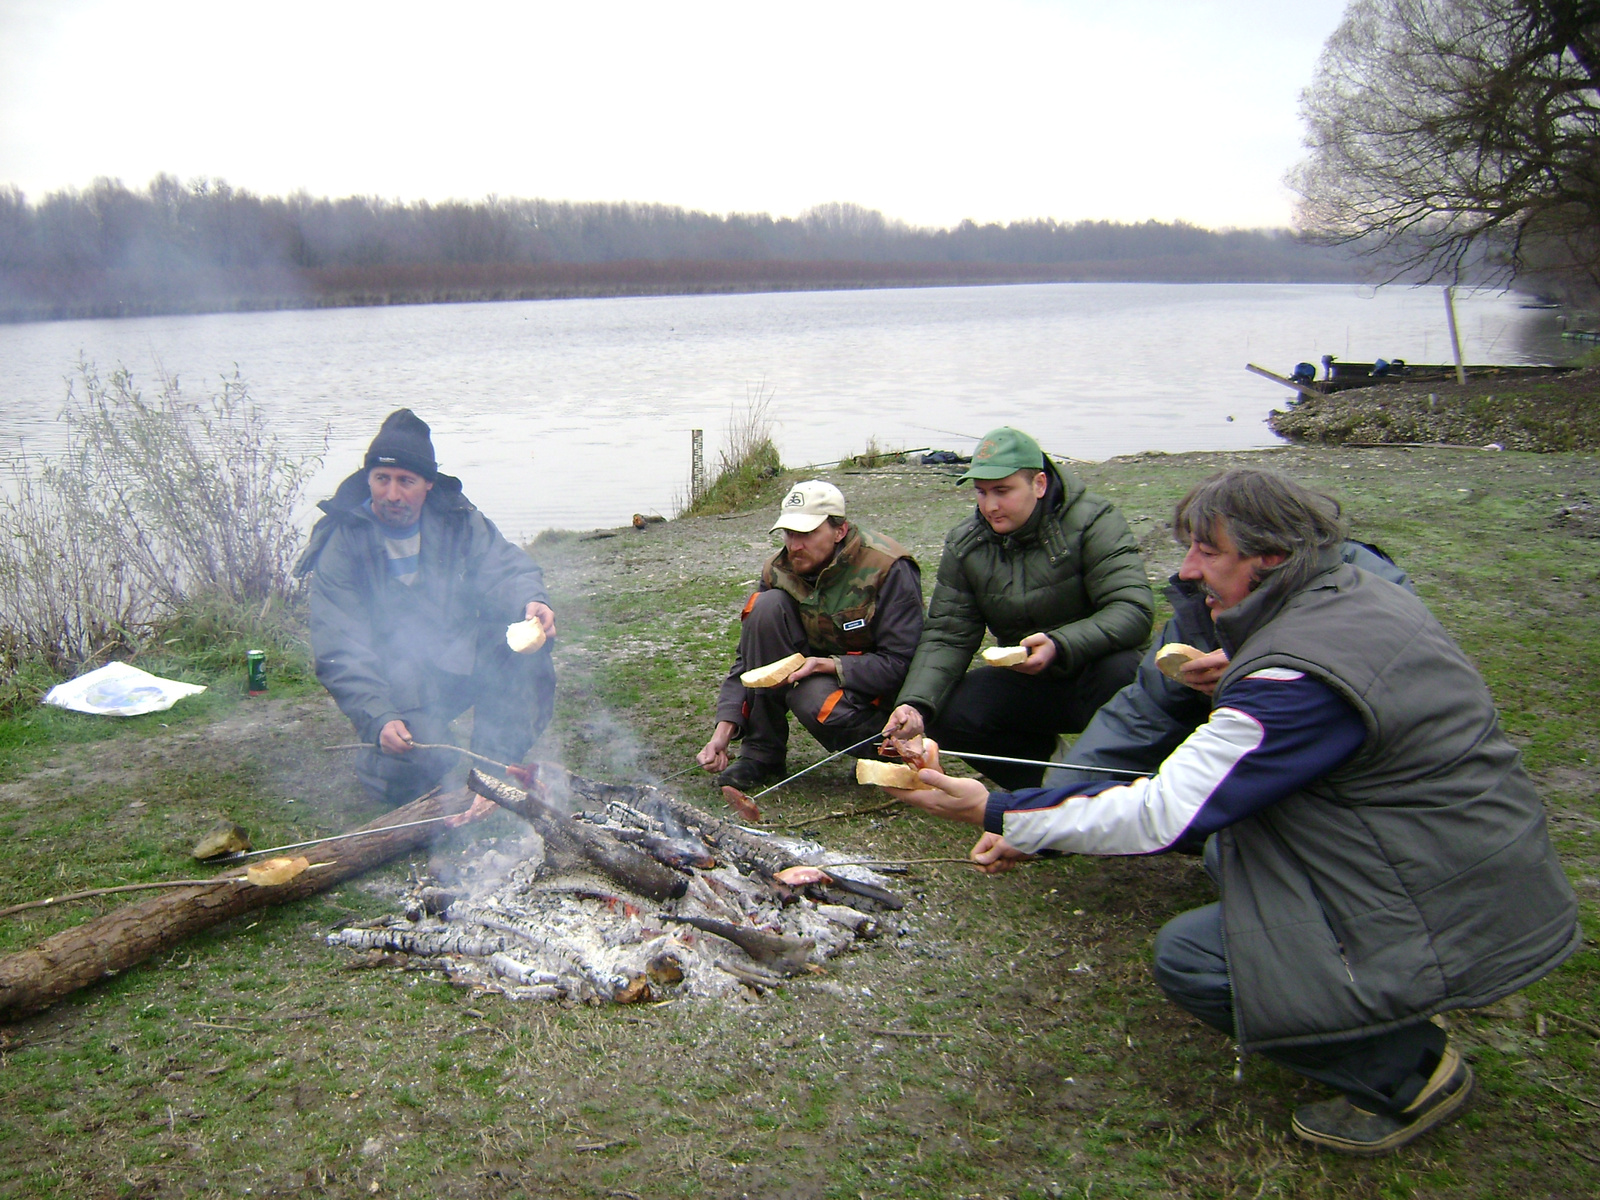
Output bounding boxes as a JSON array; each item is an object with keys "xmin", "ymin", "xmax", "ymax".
[
  {"xmin": 1443, "ymin": 286, "xmax": 1468, "ymax": 385},
  {"xmin": 691, "ymin": 429, "xmax": 705, "ymax": 500}
]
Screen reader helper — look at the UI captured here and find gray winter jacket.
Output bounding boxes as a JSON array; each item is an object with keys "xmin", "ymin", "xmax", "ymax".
[
  {"xmin": 297, "ymin": 470, "xmax": 548, "ymax": 743},
  {"xmin": 1212, "ymin": 557, "xmax": 1579, "ymax": 1050}
]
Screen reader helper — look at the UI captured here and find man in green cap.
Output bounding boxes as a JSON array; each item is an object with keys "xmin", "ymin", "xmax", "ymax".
[{"xmin": 883, "ymin": 427, "xmax": 1153, "ymax": 788}]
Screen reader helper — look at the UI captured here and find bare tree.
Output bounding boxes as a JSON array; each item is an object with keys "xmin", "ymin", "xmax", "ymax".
[{"xmin": 1291, "ymin": 0, "xmax": 1600, "ymax": 290}]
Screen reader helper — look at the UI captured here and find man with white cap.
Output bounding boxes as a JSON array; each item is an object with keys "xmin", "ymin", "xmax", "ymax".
[{"xmin": 697, "ymin": 481, "xmax": 924, "ymax": 791}]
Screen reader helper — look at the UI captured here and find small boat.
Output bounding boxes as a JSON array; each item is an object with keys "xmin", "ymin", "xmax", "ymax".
[{"xmin": 1253, "ymin": 355, "xmax": 1574, "ymax": 398}]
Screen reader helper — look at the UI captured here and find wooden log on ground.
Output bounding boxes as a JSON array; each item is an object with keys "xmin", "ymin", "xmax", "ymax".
[{"xmin": 0, "ymin": 787, "xmax": 471, "ymax": 1024}]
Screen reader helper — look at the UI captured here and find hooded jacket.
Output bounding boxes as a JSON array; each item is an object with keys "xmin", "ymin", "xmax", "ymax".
[
  {"xmin": 896, "ymin": 458, "xmax": 1153, "ymax": 718},
  {"xmin": 295, "ymin": 469, "xmax": 548, "ymax": 743}
]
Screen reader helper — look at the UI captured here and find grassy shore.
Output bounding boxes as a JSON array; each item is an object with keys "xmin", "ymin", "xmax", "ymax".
[{"xmin": 0, "ymin": 446, "xmax": 1595, "ymax": 1199}]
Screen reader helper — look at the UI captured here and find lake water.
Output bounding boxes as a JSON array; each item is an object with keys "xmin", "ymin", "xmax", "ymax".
[{"xmin": 0, "ymin": 283, "xmax": 1569, "ymax": 537}]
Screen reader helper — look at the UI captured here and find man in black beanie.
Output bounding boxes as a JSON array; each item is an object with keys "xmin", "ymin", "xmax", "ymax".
[{"xmin": 296, "ymin": 409, "xmax": 556, "ymax": 802}]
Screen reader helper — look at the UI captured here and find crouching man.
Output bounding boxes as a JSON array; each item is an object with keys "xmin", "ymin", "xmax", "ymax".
[
  {"xmin": 698, "ymin": 481, "xmax": 923, "ymax": 790},
  {"xmin": 890, "ymin": 468, "xmax": 1579, "ymax": 1154},
  {"xmin": 882, "ymin": 427, "xmax": 1153, "ymax": 789},
  {"xmin": 296, "ymin": 409, "xmax": 556, "ymax": 803}
]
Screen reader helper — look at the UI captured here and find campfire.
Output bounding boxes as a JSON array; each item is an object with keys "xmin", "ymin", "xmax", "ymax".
[{"xmin": 328, "ymin": 767, "xmax": 905, "ymax": 1002}]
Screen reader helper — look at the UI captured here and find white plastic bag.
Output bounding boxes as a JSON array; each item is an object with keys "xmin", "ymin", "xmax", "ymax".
[{"xmin": 43, "ymin": 661, "xmax": 207, "ymax": 717}]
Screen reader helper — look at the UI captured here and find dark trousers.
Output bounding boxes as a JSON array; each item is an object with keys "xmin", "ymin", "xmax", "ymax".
[
  {"xmin": 738, "ymin": 591, "xmax": 888, "ymax": 766},
  {"xmin": 1152, "ymin": 902, "xmax": 1448, "ymax": 1116},
  {"xmin": 927, "ymin": 649, "xmax": 1141, "ymax": 789},
  {"xmin": 356, "ymin": 636, "xmax": 555, "ymax": 805}
]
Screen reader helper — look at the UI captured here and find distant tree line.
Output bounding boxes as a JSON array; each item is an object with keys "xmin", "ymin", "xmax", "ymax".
[{"xmin": 0, "ymin": 176, "xmax": 1370, "ymax": 322}]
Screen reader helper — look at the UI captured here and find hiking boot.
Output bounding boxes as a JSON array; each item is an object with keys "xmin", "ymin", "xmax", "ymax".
[
  {"xmin": 715, "ymin": 756, "xmax": 785, "ymax": 791},
  {"xmin": 1291, "ymin": 1044, "xmax": 1474, "ymax": 1156}
]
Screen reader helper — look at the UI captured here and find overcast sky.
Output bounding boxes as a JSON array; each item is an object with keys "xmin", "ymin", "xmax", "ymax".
[{"xmin": 0, "ymin": 0, "xmax": 1351, "ymax": 230}]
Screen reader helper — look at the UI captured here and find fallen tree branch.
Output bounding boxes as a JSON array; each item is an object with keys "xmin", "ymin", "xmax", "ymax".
[
  {"xmin": 0, "ymin": 879, "xmax": 248, "ymax": 919},
  {"xmin": 0, "ymin": 787, "xmax": 471, "ymax": 1023}
]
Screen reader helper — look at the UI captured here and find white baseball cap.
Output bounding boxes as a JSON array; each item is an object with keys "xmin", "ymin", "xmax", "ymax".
[{"xmin": 770, "ymin": 480, "xmax": 847, "ymax": 533}]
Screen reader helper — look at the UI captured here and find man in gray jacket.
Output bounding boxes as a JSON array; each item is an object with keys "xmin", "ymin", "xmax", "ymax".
[
  {"xmin": 889, "ymin": 468, "xmax": 1579, "ymax": 1155},
  {"xmin": 1047, "ymin": 539, "xmax": 1412, "ymax": 798},
  {"xmin": 297, "ymin": 410, "xmax": 555, "ymax": 803}
]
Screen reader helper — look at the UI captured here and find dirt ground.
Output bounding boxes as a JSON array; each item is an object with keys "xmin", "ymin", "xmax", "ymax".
[{"xmin": 0, "ymin": 447, "xmax": 1596, "ymax": 1199}]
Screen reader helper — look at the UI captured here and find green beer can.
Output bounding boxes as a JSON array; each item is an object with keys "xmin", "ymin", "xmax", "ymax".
[{"xmin": 247, "ymin": 650, "xmax": 267, "ymax": 695}]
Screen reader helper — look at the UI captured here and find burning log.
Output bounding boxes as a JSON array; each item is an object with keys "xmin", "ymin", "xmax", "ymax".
[
  {"xmin": 649, "ymin": 791, "xmax": 801, "ymax": 880},
  {"xmin": 466, "ymin": 770, "xmax": 687, "ymax": 902},
  {"xmin": 0, "ymin": 788, "xmax": 473, "ymax": 1024}
]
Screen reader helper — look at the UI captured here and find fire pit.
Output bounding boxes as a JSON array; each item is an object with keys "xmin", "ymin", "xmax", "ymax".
[{"xmin": 328, "ymin": 766, "xmax": 906, "ymax": 1002}]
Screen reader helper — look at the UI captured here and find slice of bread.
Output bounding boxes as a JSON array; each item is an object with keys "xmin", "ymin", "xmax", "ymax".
[
  {"xmin": 246, "ymin": 855, "xmax": 310, "ymax": 887},
  {"xmin": 981, "ymin": 645, "xmax": 1028, "ymax": 667},
  {"xmin": 856, "ymin": 759, "xmax": 920, "ymax": 789},
  {"xmin": 740, "ymin": 652, "xmax": 806, "ymax": 688},
  {"xmin": 1155, "ymin": 642, "xmax": 1206, "ymax": 680},
  {"xmin": 505, "ymin": 619, "xmax": 548, "ymax": 654}
]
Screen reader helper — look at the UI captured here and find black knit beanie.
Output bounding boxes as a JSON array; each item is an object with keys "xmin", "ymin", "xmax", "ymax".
[{"xmin": 364, "ymin": 409, "xmax": 437, "ymax": 480}]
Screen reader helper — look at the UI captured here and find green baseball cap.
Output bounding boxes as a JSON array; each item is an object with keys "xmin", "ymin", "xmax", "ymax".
[{"xmin": 957, "ymin": 427, "xmax": 1047, "ymax": 482}]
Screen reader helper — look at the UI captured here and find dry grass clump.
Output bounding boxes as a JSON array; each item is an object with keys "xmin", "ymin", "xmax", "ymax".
[
  {"xmin": 678, "ymin": 385, "xmax": 784, "ymax": 518},
  {"xmin": 840, "ymin": 436, "xmax": 906, "ymax": 468}
]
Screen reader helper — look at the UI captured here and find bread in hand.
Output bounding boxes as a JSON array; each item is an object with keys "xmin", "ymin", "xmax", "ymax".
[
  {"xmin": 1155, "ymin": 642, "xmax": 1206, "ymax": 680},
  {"xmin": 855, "ymin": 758, "xmax": 920, "ymax": 789},
  {"xmin": 981, "ymin": 645, "xmax": 1028, "ymax": 667},
  {"xmin": 740, "ymin": 652, "xmax": 806, "ymax": 688},
  {"xmin": 506, "ymin": 619, "xmax": 548, "ymax": 654}
]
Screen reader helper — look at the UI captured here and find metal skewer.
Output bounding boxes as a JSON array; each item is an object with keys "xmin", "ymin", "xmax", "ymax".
[
  {"xmin": 322, "ymin": 742, "xmax": 515, "ymax": 772},
  {"xmin": 744, "ymin": 732, "xmax": 885, "ymax": 801},
  {"xmin": 940, "ymin": 750, "xmax": 1145, "ymax": 778},
  {"xmin": 209, "ymin": 816, "xmax": 461, "ymax": 863}
]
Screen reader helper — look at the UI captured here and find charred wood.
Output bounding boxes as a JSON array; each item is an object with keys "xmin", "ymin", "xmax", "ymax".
[
  {"xmin": 660, "ymin": 914, "xmax": 814, "ymax": 975},
  {"xmin": 466, "ymin": 770, "xmax": 687, "ymax": 902}
]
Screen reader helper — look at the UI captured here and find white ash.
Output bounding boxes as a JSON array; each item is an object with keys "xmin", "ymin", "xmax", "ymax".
[{"xmin": 327, "ymin": 795, "xmax": 905, "ymax": 1004}]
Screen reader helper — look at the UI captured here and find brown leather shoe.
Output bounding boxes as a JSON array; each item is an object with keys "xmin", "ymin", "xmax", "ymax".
[{"xmin": 1291, "ymin": 1044, "xmax": 1474, "ymax": 1156}]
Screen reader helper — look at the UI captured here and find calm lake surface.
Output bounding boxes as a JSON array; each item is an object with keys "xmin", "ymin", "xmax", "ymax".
[{"xmin": 0, "ymin": 283, "xmax": 1569, "ymax": 537}]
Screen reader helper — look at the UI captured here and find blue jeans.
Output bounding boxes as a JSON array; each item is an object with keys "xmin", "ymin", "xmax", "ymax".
[{"xmin": 1152, "ymin": 903, "xmax": 1447, "ymax": 1116}]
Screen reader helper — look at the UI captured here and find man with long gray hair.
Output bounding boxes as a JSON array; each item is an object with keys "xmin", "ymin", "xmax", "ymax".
[{"xmin": 888, "ymin": 467, "xmax": 1579, "ymax": 1155}]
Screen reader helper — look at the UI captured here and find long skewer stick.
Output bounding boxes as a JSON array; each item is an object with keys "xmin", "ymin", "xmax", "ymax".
[
  {"xmin": 941, "ymin": 750, "xmax": 1145, "ymax": 778},
  {"xmin": 746, "ymin": 732, "xmax": 885, "ymax": 801},
  {"xmin": 207, "ymin": 816, "xmax": 461, "ymax": 863},
  {"xmin": 322, "ymin": 742, "xmax": 514, "ymax": 772}
]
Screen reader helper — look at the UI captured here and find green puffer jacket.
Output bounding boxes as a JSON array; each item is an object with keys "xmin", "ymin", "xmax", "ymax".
[{"xmin": 896, "ymin": 459, "xmax": 1154, "ymax": 718}]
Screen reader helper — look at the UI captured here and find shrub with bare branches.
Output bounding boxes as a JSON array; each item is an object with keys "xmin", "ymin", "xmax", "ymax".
[{"xmin": 0, "ymin": 363, "xmax": 321, "ymax": 685}]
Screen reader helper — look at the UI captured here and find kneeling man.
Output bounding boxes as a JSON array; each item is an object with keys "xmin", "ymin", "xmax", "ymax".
[
  {"xmin": 698, "ymin": 481, "xmax": 923, "ymax": 790},
  {"xmin": 891, "ymin": 468, "xmax": 1578, "ymax": 1154},
  {"xmin": 297, "ymin": 409, "xmax": 556, "ymax": 803}
]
